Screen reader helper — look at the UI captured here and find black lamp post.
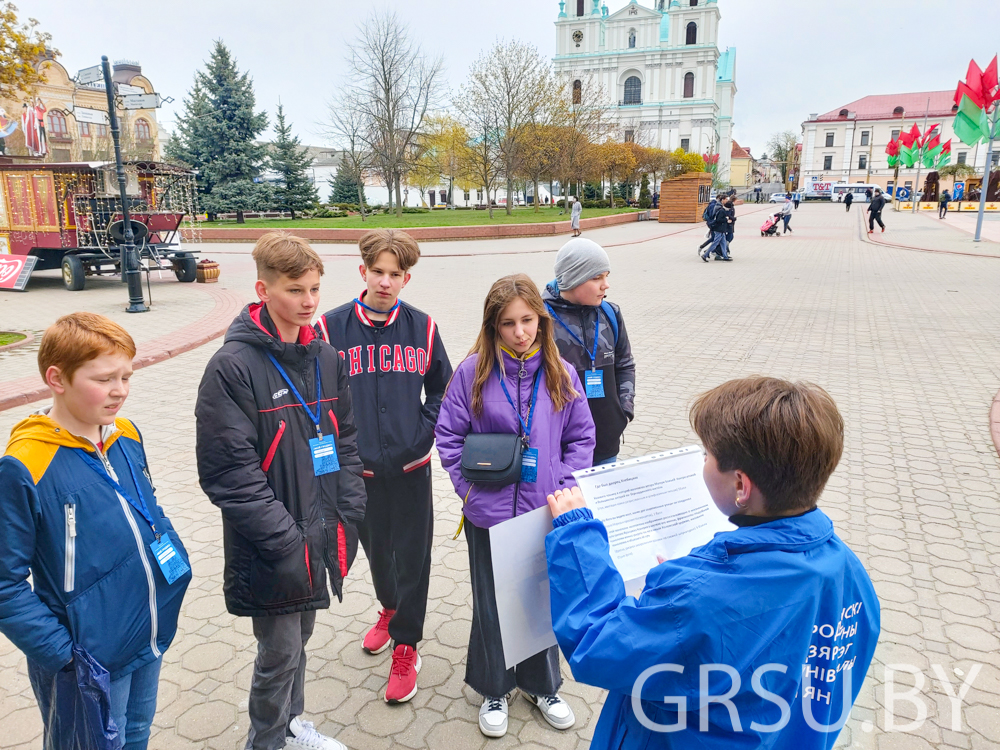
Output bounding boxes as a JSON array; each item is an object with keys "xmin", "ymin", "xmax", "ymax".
[{"xmin": 101, "ymin": 55, "xmax": 148, "ymax": 313}]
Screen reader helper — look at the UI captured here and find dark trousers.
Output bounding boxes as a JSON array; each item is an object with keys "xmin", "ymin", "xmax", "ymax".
[
  {"xmin": 360, "ymin": 465, "xmax": 434, "ymax": 647},
  {"xmin": 464, "ymin": 518, "xmax": 562, "ymax": 699},
  {"xmin": 247, "ymin": 610, "xmax": 315, "ymax": 750},
  {"xmin": 869, "ymin": 211, "xmax": 884, "ymax": 231},
  {"xmin": 939, "ymin": 203, "xmax": 948, "ymax": 218},
  {"xmin": 845, "ymin": 202, "xmax": 852, "ymax": 211},
  {"xmin": 782, "ymin": 214, "xmax": 792, "ymax": 232}
]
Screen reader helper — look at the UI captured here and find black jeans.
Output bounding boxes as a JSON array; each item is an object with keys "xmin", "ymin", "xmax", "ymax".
[
  {"xmin": 464, "ymin": 518, "xmax": 562, "ymax": 699},
  {"xmin": 869, "ymin": 211, "xmax": 884, "ymax": 231},
  {"xmin": 359, "ymin": 465, "xmax": 434, "ymax": 647},
  {"xmin": 939, "ymin": 203, "xmax": 948, "ymax": 218}
]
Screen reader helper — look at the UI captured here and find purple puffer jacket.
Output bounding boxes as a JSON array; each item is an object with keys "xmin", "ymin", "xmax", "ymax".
[{"xmin": 436, "ymin": 348, "xmax": 596, "ymax": 529}]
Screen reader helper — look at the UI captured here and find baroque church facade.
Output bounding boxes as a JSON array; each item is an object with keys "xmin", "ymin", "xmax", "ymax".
[{"xmin": 554, "ymin": 0, "xmax": 737, "ymax": 181}]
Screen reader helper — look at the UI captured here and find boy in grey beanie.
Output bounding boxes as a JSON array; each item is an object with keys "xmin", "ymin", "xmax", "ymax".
[{"xmin": 544, "ymin": 238, "xmax": 635, "ymax": 466}]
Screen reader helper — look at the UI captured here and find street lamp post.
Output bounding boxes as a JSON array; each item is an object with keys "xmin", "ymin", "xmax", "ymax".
[{"xmin": 101, "ymin": 56, "xmax": 147, "ymax": 313}]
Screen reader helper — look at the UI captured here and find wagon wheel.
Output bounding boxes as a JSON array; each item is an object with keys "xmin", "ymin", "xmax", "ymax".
[{"xmin": 62, "ymin": 255, "xmax": 85, "ymax": 291}]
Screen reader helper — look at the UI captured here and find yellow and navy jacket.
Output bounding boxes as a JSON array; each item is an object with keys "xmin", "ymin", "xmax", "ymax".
[{"xmin": 0, "ymin": 414, "xmax": 190, "ymax": 679}]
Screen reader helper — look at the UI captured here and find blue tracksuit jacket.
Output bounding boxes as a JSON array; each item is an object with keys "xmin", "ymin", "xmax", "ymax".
[
  {"xmin": 545, "ymin": 507, "xmax": 880, "ymax": 749},
  {"xmin": 0, "ymin": 414, "xmax": 190, "ymax": 679}
]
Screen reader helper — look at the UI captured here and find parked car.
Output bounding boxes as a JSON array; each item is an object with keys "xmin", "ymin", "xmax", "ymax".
[{"xmin": 769, "ymin": 192, "xmax": 802, "ymax": 203}]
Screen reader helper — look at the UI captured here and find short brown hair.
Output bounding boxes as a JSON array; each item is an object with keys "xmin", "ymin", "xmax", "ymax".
[
  {"xmin": 38, "ymin": 312, "xmax": 136, "ymax": 384},
  {"xmin": 252, "ymin": 232, "xmax": 324, "ymax": 282},
  {"xmin": 358, "ymin": 229, "xmax": 420, "ymax": 272},
  {"xmin": 689, "ymin": 377, "xmax": 844, "ymax": 513}
]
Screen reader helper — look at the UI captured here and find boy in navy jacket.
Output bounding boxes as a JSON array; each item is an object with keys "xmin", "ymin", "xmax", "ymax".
[
  {"xmin": 0, "ymin": 313, "xmax": 190, "ymax": 748},
  {"xmin": 317, "ymin": 229, "xmax": 452, "ymax": 704}
]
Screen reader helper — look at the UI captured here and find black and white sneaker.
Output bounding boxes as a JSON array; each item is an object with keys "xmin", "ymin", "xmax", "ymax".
[
  {"xmin": 525, "ymin": 693, "xmax": 576, "ymax": 730},
  {"xmin": 479, "ymin": 695, "xmax": 508, "ymax": 738}
]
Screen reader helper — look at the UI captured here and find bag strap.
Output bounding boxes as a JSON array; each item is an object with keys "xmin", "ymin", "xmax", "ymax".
[
  {"xmin": 452, "ymin": 486, "xmax": 472, "ymax": 540},
  {"xmin": 600, "ymin": 300, "xmax": 619, "ymax": 346}
]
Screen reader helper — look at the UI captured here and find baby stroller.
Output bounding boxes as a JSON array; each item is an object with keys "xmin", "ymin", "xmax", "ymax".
[{"xmin": 760, "ymin": 214, "xmax": 781, "ymax": 237}]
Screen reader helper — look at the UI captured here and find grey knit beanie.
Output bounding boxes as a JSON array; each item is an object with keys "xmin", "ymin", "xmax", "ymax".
[{"xmin": 554, "ymin": 238, "xmax": 611, "ymax": 292}]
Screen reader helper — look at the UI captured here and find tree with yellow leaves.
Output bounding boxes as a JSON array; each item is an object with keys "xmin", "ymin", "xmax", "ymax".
[
  {"xmin": 0, "ymin": 3, "xmax": 56, "ymax": 100},
  {"xmin": 597, "ymin": 140, "xmax": 637, "ymax": 208}
]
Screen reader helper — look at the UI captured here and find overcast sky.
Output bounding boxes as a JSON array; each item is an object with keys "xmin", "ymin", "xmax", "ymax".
[{"xmin": 27, "ymin": 0, "xmax": 1000, "ymax": 155}]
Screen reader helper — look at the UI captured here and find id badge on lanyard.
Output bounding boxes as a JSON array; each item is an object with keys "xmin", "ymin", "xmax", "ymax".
[
  {"xmin": 267, "ymin": 354, "xmax": 341, "ymax": 477},
  {"xmin": 547, "ymin": 303, "xmax": 605, "ymax": 399},
  {"xmin": 585, "ymin": 369, "xmax": 605, "ymax": 399}
]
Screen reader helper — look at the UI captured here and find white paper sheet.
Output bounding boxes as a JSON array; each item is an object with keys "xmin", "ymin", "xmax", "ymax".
[
  {"xmin": 573, "ymin": 446, "xmax": 734, "ymax": 587},
  {"xmin": 489, "ymin": 505, "xmax": 559, "ymax": 670}
]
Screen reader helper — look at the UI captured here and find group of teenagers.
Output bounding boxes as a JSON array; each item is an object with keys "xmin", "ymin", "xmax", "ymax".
[{"xmin": 0, "ymin": 228, "xmax": 881, "ymax": 750}]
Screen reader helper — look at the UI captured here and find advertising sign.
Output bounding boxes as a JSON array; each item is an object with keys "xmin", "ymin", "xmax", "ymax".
[
  {"xmin": 954, "ymin": 182, "xmax": 965, "ymax": 200},
  {"xmin": 0, "ymin": 255, "xmax": 37, "ymax": 291}
]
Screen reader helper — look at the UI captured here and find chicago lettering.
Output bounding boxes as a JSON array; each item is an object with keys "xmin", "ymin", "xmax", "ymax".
[{"xmin": 339, "ymin": 345, "xmax": 429, "ymax": 377}]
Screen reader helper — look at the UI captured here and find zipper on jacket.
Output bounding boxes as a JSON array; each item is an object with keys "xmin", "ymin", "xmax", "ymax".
[
  {"xmin": 97, "ymin": 448, "xmax": 161, "ymax": 659},
  {"xmin": 262, "ymin": 420, "xmax": 286, "ymax": 472},
  {"xmin": 512, "ymin": 361, "xmax": 526, "ymax": 519},
  {"xmin": 64, "ymin": 503, "xmax": 76, "ymax": 593}
]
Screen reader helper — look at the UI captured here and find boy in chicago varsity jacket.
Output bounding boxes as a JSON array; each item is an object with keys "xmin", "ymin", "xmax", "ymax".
[
  {"xmin": 317, "ymin": 229, "xmax": 452, "ymax": 705},
  {"xmin": 196, "ymin": 234, "xmax": 365, "ymax": 750}
]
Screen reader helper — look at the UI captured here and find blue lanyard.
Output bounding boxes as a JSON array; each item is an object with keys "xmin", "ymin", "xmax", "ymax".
[
  {"xmin": 498, "ymin": 365, "xmax": 542, "ymax": 446},
  {"xmin": 546, "ymin": 303, "xmax": 600, "ymax": 371},
  {"xmin": 355, "ymin": 296, "xmax": 400, "ymax": 318},
  {"xmin": 266, "ymin": 353, "xmax": 323, "ymax": 438},
  {"xmin": 76, "ymin": 447, "xmax": 160, "ymax": 539}
]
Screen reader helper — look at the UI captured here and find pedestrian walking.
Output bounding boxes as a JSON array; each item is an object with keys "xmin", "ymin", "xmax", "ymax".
[
  {"xmin": 570, "ymin": 197, "xmax": 582, "ymax": 237},
  {"xmin": 701, "ymin": 199, "xmax": 733, "ymax": 261},
  {"xmin": 867, "ymin": 188, "xmax": 886, "ymax": 233},
  {"xmin": 435, "ymin": 274, "xmax": 595, "ymax": 739},
  {"xmin": 865, "ymin": 187, "xmax": 873, "ymax": 203},
  {"xmin": 844, "ymin": 191, "xmax": 854, "ymax": 212},
  {"xmin": 754, "ymin": 185, "xmax": 761, "ymax": 203},
  {"xmin": 793, "ymin": 193, "xmax": 800, "ymax": 209},
  {"xmin": 780, "ymin": 194, "xmax": 794, "ymax": 234},
  {"xmin": 724, "ymin": 198, "xmax": 737, "ymax": 253},
  {"xmin": 939, "ymin": 189, "xmax": 952, "ymax": 219}
]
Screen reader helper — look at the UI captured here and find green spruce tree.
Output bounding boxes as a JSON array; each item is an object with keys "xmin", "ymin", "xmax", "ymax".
[
  {"xmin": 638, "ymin": 173, "xmax": 651, "ymax": 209},
  {"xmin": 328, "ymin": 157, "xmax": 366, "ymax": 206},
  {"xmin": 171, "ymin": 40, "xmax": 270, "ymax": 223},
  {"xmin": 268, "ymin": 104, "xmax": 318, "ymax": 219}
]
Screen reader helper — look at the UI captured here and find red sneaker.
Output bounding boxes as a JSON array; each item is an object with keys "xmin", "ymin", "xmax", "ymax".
[
  {"xmin": 881, "ymin": 227, "xmax": 885, "ymax": 232},
  {"xmin": 362, "ymin": 608, "xmax": 395, "ymax": 654},
  {"xmin": 385, "ymin": 644, "xmax": 421, "ymax": 704}
]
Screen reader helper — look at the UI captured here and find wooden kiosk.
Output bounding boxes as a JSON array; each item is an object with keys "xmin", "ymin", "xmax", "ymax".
[{"xmin": 658, "ymin": 172, "xmax": 713, "ymax": 223}]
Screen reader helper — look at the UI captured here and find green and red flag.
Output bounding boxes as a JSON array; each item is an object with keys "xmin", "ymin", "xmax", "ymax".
[
  {"xmin": 885, "ymin": 137, "xmax": 901, "ymax": 168},
  {"xmin": 899, "ymin": 124, "xmax": 922, "ymax": 168},
  {"xmin": 935, "ymin": 139, "xmax": 952, "ymax": 170},
  {"xmin": 953, "ymin": 56, "xmax": 1000, "ymax": 145}
]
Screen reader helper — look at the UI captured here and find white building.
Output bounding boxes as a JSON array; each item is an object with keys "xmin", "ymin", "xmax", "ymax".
[
  {"xmin": 799, "ymin": 90, "xmax": 999, "ymax": 197},
  {"xmin": 553, "ymin": 0, "xmax": 737, "ymax": 181}
]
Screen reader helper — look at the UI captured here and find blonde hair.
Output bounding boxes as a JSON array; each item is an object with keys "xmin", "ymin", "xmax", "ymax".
[
  {"xmin": 38, "ymin": 312, "xmax": 136, "ymax": 384},
  {"xmin": 358, "ymin": 229, "xmax": 421, "ymax": 272},
  {"xmin": 689, "ymin": 377, "xmax": 845, "ymax": 513},
  {"xmin": 252, "ymin": 232, "xmax": 324, "ymax": 281},
  {"xmin": 468, "ymin": 274, "xmax": 577, "ymax": 418}
]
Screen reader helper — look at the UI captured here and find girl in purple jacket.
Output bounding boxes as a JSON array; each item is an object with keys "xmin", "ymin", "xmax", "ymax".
[{"xmin": 436, "ymin": 274, "xmax": 596, "ymax": 739}]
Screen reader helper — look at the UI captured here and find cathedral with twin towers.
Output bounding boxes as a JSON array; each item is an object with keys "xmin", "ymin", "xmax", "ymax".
[{"xmin": 554, "ymin": 0, "xmax": 737, "ymax": 181}]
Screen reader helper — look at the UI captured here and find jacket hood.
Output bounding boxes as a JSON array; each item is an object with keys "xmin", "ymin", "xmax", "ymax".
[
  {"xmin": 6, "ymin": 413, "xmax": 127, "ymax": 457},
  {"xmin": 690, "ymin": 508, "xmax": 835, "ymax": 562},
  {"xmin": 225, "ymin": 303, "xmax": 320, "ymax": 363}
]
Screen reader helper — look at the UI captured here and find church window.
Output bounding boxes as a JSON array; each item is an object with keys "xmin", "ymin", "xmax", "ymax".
[
  {"xmin": 577, "ymin": 0, "xmax": 585, "ymax": 15},
  {"xmin": 623, "ymin": 76, "xmax": 642, "ymax": 105},
  {"xmin": 625, "ymin": 129, "xmax": 634, "ymax": 143},
  {"xmin": 681, "ymin": 138, "xmax": 690, "ymax": 152},
  {"xmin": 686, "ymin": 22, "xmax": 697, "ymax": 45},
  {"xmin": 690, "ymin": 0, "xmax": 698, "ymax": 5},
  {"xmin": 135, "ymin": 118, "xmax": 152, "ymax": 141},
  {"xmin": 628, "ymin": 30, "xmax": 636, "ymax": 48},
  {"xmin": 683, "ymin": 72, "xmax": 694, "ymax": 98},
  {"xmin": 573, "ymin": 79, "xmax": 582, "ymax": 104},
  {"xmin": 47, "ymin": 110, "xmax": 68, "ymax": 137}
]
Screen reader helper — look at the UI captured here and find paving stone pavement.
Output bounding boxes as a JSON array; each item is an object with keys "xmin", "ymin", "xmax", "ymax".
[{"xmin": 1, "ymin": 203, "xmax": 999, "ymax": 749}]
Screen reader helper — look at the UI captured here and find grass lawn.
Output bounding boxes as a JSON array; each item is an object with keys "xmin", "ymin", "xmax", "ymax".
[
  {"xmin": 203, "ymin": 206, "xmax": 642, "ymax": 229},
  {"xmin": 0, "ymin": 332, "xmax": 26, "ymax": 346}
]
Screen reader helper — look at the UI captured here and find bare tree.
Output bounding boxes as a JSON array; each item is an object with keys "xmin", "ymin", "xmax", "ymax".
[
  {"xmin": 324, "ymin": 90, "xmax": 371, "ymax": 220},
  {"xmin": 765, "ymin": 130, "xmax": 799, "ymax": 185},
  {"xmin": 345, "ymin": 10, "xmax": 443, "ymax": 217},
  {"xmin": 553, "ymin": 74, "xmax": 613, "ymax": 204},
  {"xmin": 455, "ymin": 78, "xmax": 503, "ymax": 219}
]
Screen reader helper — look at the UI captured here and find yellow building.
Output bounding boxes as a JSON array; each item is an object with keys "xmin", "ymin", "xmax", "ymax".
[
  {"xmin": 729, "ymin": 140, "xmax": 753, "ymax": 188},
  {"xmin": 0, "ymin": 58, "xmax": 161, "ymax": 163}
]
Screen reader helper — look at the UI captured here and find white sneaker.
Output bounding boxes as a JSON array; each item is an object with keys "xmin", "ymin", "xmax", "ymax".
[
  {"xmin": 478, "ymin": 695, "xmax": 508, "ymax": 738},
  {"xmin": 285, "ymin": 716, "xmax": 347, "ymax": 750},
  {"xmin": 526, "ymin": 693, "xmax": 576, "ymax": 730}
]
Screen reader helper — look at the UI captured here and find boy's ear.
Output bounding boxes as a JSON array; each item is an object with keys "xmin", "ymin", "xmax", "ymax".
[
  {"xmin": 254, "ymin": 279, "xmax": 270, "ymax": 303},
  {"xmin": 402, "ymin": 272, "xmax": 411, "ymax": 288},
  {"xmin": 359, "ymin": 264, "xmax": 368, "ymax": 282},
  {"xmin": 45, "ymin": 365, "xmax": 68, "ymax": 394}
]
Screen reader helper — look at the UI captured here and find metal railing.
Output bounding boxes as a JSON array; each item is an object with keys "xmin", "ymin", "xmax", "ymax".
[{"xmin": 618, "ymin": 99, "xmax": 643, "ymax": 107}]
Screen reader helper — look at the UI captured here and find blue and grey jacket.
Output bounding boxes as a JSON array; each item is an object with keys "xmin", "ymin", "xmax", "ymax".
[
  {"xmin": 0, "ymin": 414, "xmax": 190, "ymax": 679},
  {"xmin": 546, "ymin": 507, "xmax": 880, "ymax": 749}
]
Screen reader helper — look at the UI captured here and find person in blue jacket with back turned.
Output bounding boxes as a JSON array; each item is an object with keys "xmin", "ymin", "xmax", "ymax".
[{"xmin": 544, "ymin": 376, "xmax": 880, "ymax": 749}]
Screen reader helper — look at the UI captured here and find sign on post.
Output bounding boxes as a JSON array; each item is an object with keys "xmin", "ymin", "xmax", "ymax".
[
  {"xmin": 71, "ymin": 106, "xmax": 110, "ymax": 125},
  {"xmin": 117, "ymin": 83, "xmax": 145, "ymax": 96},
  {"xmin": 76, "ymin": 65, "xmax": 103, "ymax": 85},
  {"xmin": 121, "ymin": 93, "xmax": 161, "ymax": 110},
  {"xmin": 0, "ymin": 255, "xmax": 38, "ymax": 292}
]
